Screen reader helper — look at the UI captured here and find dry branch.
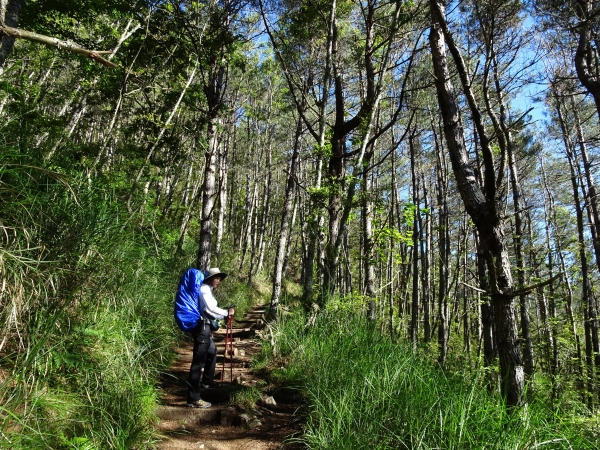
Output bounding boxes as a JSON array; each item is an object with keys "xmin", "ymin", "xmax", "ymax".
[
  {"xmin": 511, "ymin": 272, "xmax": 562, "ymax": 297},
  {"xmin": 0, "ymin": 25, "xmax": 118, "ymax": 68},
  {"xmin": 461, "ymin": 273, "xmax": 563, "ymax": 298}
]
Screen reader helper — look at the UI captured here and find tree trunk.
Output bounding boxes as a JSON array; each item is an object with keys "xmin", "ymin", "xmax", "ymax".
[
  {"xmin": 488, "ymin": 56, "xmax": 535, "ymax": 375},
  {"xmin": 542, "ymin": 215, "xmax": 559, "ymax": 400},
  {"xmin": 434, "ymin": 124, "xmax": 450, "ymax": 363},
  {"xmin": 282, "ymin": 189, "xmax": 298, "ymax": 276},
  {"xmin": 410, "ymin": 133, "xmax": 420, "ymax": 349},
  {"xmin": 572, "ymin": 101, "xmax": 600, "ymax": 293},
  {"xmin": 0, "ymin": 0, "xmax": 22, "ymax": 69},
  {"xmin": 363, "ymin": 165, "xmax": 377, "ymax": 321},
  {"xmin": 197, "ymin": 119, "xmax": 220, "ymax": 270},
  {"xmin": 270, "ymin": 116, "xmax": 302, "ymax": 318},
  {"xmin": 256, "ymin": 142, "xmax": 273, "ymax": 275},
  {"xmin": 422, "ymin": 174, "xmax": 432, "ymax": 343},
  {"xmin": 429, "ymin": 0, "xmax": 524, "ymax": 406},
  {"xmin": 322, "ymin": 0, "xmax": 401, "ymax": 298},
  {"xmin": 248, "ymin": 178, "xmax": 260, "ymax": 284},
  {"xmin": 574, "ymin": 0, "xmax": 600, "ymax": 119},
  {"xmin": 215, "ymin": 121, "xmax": 231, "ymax": 257},
  {"xmin": 476, "ymin": 230, "xmax": 496, "ymax": 366}
]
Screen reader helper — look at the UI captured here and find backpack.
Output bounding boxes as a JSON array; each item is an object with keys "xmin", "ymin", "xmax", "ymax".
[{"xmin": 174, "ymin": 268, "xmax": 205, "ymax": 331}]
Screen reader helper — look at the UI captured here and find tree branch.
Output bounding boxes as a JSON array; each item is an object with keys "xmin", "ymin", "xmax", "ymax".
[
  {"xmin": 0, "ymin": 25, "xmax": 118, "ymax": 68},
  {"xmin": 461, "ymin": 272, "xmax": 562, "ymax": 298},
  {"xmin": 511, "ymin": 272, "xmax": 562, "ymax": 297}
]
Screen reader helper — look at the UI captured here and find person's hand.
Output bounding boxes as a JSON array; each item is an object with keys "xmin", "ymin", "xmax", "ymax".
[{"xmin": 228, "ymin": 308, "xmax": 235, "ymax": 317}]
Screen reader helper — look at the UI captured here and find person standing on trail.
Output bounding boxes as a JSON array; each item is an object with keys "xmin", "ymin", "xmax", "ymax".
[{"xmin": 186, "ymin": 268, "xmax": 235, "ymax": 409}]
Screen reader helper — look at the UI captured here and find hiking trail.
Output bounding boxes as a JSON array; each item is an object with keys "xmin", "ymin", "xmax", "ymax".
[{"xmin": 154, "ymin": 305, "xmax": 303, "ymax": 449}]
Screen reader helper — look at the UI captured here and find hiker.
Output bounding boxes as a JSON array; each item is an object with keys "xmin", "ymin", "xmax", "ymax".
[{"xmin": 186, "ymin": 268, "xmax": 235, "ymax": 408}]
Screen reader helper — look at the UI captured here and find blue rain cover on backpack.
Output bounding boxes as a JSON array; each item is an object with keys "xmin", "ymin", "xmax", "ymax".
[{"xmin": 174, "ymin": 268, "xmax": 205, "ymax": 331}]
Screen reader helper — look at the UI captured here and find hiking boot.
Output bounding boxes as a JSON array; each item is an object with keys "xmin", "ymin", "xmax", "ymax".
[
  {"xmin": 201, "ymin": 382, "xmax": 221, "ymax": 389},
  {"xmin": 187, "ymin": 399, "xmax": 211, "ymax": 408}
]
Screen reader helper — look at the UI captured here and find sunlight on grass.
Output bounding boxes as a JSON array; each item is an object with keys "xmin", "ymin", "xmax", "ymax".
[{"xmin": 264, "ymin": 311, "xmax": 599, "ymax": 450}]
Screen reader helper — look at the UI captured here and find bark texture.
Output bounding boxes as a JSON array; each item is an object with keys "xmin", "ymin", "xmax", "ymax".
[{"xmin": 0, "ymin": 0, "xmax": 21, "ymax": 68}]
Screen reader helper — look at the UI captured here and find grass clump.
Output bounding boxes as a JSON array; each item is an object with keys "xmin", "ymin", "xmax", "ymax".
[
  {"xmin": 265, "ymin": 311, "xmax": 599, "ymax": 449},
  {"xmin": 230, "ymin": 385, "xmax": 263, "ymax": 410}
]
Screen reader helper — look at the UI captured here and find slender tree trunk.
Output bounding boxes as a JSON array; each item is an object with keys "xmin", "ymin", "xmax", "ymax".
[
  {"xmin": 271, "ymin": 116, "xmax": 302, "ymax": 318},
  {"xmin": 323, "ymin": 0, "xmax": 401, "ymax": 298},
  {"xmin": 388, "ymin": 148, "xmax": 398, "ymax": 337},
  {"xmin": 299, "ymin": 0, "xmax": 335, "ymax": 309},
  {"xmin": 237, "ymin": 174, "xmax": 250, "ymax": 253},
  {"xmin": 177, "ymin": 153, "xmax": 203, "ymax": 253},
  {"xmin": 507, "ymin": 136, "xmax": 534, "ymax": 376},
  {"xmin": 486, "ymin": 58, "xmax": 536, "ymax": 376},
  {"xmin": 363, "ymin": 164, "xmax": 377, "ymax": 316},
  {"xmin": 387, "ymin": 236, "xmax": 395, "ymax": 337},
  {"xmin": 542, "ymin": 216, "xmax": 559, "ymax": 401},
  {"xmin": 195, "ymin": 0, "xmax": 233, "ymax": 269},
  {"xmin": 282, "ymin": 189, "xmax": 298, "ymax": 276},
  {"xmin": 215, "ymin": 121, "xmax": 231, "ymax": 257},
  {"xmin": 240, "ymin": 180, "xmax": 258, "ymax": 282},
  {"xmin": 92, "ymin": 19, "xmax": 142, "ymax": 170},
  {"xmin": 256, "ymin": 142, "xmax": 273, "ymax": 274},
  {"xmin": 435, "ymin": 129, "xmax": 450, "ymax": 363},
  {"xmin": 528, "ymin": 212, "xmax": 551, "ymax": 374},
  {"xmin": 422, "ymin": 174, "xmax": 432, "ymax": 343},
  {"xmin": 460, "ymin": 220, "xmax": 470, "ymax": 356},
  {"xmin": 343, "ymin": 230, "xmax": 352, "ymax": 294},
  {"xmin": 362, "ymin": 123, "xmax": 380, "ymax": 319},
  {"xmin": 197, "ymin": 119, "xmax": 221, "ymax": 270},
  {"xmin": 410, "ymin": 133, "xmax": 420, "ymax": 349}
]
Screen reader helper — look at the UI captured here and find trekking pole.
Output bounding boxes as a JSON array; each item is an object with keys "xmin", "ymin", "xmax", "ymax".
[
  {"xmin": 221, "ymin": 315, "xmax": 234, "ymax": 382},
  {"xmin": 227, "ymin": 315, "xmax": 234, "ymax": 382}
]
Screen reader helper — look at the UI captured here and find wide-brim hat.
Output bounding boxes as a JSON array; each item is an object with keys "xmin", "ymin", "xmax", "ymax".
[{"xmin": 204, "ymin": 268, "xmax": 228, "ymax": 281}]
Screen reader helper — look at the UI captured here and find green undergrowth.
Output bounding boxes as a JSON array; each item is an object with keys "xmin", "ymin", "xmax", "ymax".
[
  {"xmin": 259, "ymin": 311, "xmax": 600, "ymax": 449},
  {"xmin": 0, "ymin": 153, "xmax": 188, "ymax": 448}
]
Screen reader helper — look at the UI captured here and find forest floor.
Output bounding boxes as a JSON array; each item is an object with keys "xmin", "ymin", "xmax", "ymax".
[{"xmin": 153, "ymin": 305, "xmax": 304, "ymax": 450}]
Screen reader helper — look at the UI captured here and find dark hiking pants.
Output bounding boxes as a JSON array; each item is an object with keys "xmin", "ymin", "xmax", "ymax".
[{"xmin": 186, "ymin": 320, "xmax": 217, "ymax": 403}]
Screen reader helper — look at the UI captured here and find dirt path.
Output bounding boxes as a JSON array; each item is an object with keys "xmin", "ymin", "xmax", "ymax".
[{"xmin": 154, "ymin": 306, "xmax": 303, "ymax": 449}]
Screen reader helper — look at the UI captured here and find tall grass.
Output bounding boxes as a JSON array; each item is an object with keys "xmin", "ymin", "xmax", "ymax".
[
  {"xmin": 263, "ymin": 311, "xmax": 599, "ymax": 449},
  {"xmin": 0, "ymin": 151, "xmax": 185, "ymax": 448}
]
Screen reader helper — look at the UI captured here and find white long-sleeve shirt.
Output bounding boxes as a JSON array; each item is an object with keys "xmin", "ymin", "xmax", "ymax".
[{"xmin": 200, "ymin": 284, "xmax": 228, "ymax": 320}]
